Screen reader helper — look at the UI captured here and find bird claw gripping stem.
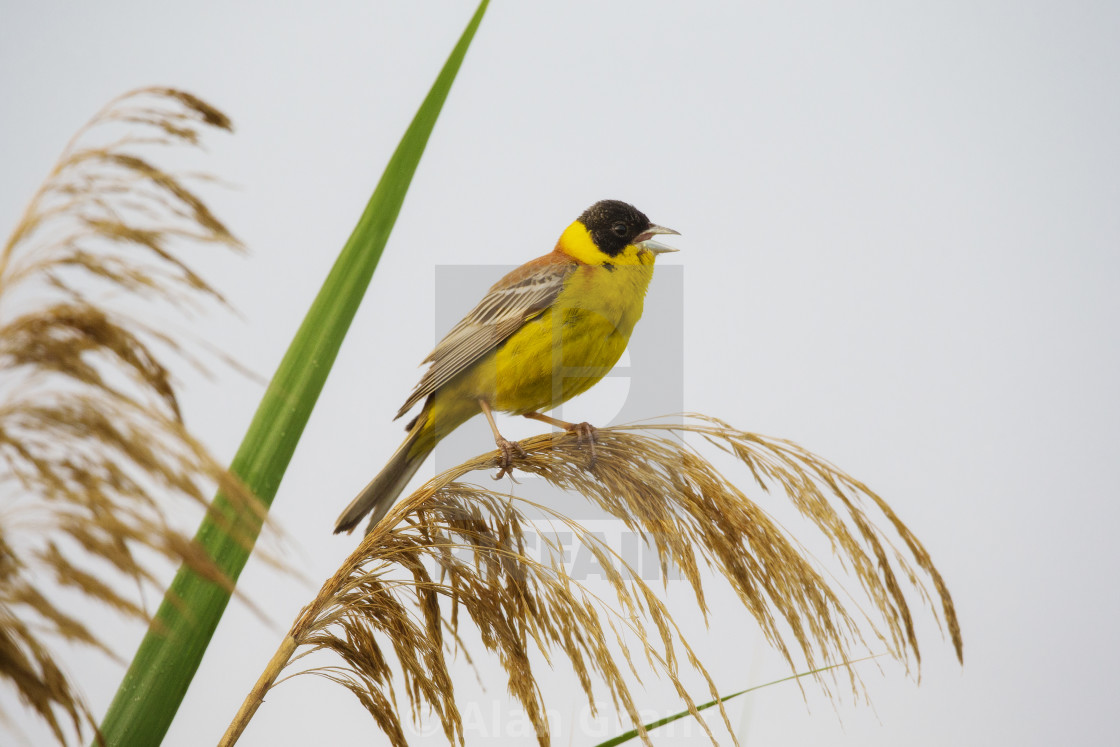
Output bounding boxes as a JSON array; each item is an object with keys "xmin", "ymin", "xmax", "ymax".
[
  {"xmin": 567, "ymin": 421, "xmax": 598, "ymax": 470},
  {"xmin": 493, "ymin": 436, "xmax": 528, "ymax": 480}
]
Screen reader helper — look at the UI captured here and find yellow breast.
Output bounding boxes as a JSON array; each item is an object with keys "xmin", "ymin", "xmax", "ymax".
[
  {"xmin": 490, "ymin": 258, "xmax": 654, "ymax": 414},
  {"xmin": 428, "ymin": 220, "xmax": 660, "ymax": 423}
]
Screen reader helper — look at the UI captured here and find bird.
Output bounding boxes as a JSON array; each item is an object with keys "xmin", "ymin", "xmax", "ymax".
[{"xmin": 334, "ymin": 199, "xmax": 679, "ymax": 534}]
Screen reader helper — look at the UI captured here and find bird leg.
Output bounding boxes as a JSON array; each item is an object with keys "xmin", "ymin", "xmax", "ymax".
[
  {"xmin": 523, "ymin": 411, "xmax": 598, "ymax": 469},
  {"xmin": 479, "ymin": 399, "xmax": 526, "ymax": 479}
]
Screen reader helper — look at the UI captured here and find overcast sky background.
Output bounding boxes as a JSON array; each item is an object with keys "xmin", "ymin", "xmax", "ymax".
[{"xmin": 2, "ymin": 1, "xmax": 1119, "ymax": 745}]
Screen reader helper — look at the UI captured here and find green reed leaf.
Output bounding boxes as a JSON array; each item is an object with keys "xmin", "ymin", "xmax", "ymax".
[
  {"xmin": 594, "ymin": 657, "xmax": 880, "ymax": 747},
  {"xmin": 96, "ymin": 3, "xmax": 490, "ymax": 744}
]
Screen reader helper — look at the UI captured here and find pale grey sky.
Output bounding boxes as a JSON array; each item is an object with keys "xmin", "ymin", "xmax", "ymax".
[{"xmin": 2, "ymin": 1, "xmax": 1118, "ymax": 745}]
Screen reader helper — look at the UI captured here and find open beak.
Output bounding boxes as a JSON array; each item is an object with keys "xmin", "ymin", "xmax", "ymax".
[{"xmin": 635, "ymin": 224, "xmax": 681, "ymax": 255}]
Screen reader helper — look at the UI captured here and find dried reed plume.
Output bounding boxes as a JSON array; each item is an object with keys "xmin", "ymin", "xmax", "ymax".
[
  {"xmin": 0, "ymin": 87, "xmax": 253, "ymax": 744},
  {"xmin": 223, "ymin": 417, "xmax": 962, "ymax": 746}
]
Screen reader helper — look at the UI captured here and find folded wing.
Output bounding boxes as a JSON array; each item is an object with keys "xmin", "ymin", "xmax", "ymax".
[{"xmin": 395, "ymin": 253, "xmax": 577, "ymax": 419}]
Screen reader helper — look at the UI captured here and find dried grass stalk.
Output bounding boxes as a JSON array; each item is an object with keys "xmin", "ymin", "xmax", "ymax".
[
  {"xmin": 223, "ymin": 416, "xmax": 961, "ymax": 747},
  {"xmin": 0, "ymin": 87, "xmax": 255, "ymax": 744}
]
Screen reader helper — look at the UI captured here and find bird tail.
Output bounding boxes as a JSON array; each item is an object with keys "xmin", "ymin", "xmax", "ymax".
[{"xmin": 334, "ymin": 413, "xmax": 433, "ymax": 535}]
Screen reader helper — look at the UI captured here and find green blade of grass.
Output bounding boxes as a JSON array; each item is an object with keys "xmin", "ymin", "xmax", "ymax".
[
  {"xmin": 594, "ymin": 657, "xmax": 878, "ymax": 747},
  {"xmin": 95, "ymin": 3, "xmax": 490, "ymax": 744}
]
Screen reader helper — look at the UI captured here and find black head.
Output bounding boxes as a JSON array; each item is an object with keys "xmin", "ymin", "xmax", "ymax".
[{"xmin": 579, "ymin": 199, "xmax": 652, "ymax": 257}]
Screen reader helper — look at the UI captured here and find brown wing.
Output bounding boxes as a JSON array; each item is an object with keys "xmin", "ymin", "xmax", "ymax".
[{"xmin": 395, "ymin": 252, "xmax": 578, "ymax": 419}]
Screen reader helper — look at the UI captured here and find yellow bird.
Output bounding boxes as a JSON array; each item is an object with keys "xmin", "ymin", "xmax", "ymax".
[{"xmin": 334, "ymin": 199, "xmax": 679, "ymax": 534}]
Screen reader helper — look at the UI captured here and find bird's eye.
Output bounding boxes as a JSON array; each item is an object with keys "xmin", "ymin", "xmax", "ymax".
[{"xmin": 611, "ymin": 222, "xmax": 628, "ymax": 237}]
